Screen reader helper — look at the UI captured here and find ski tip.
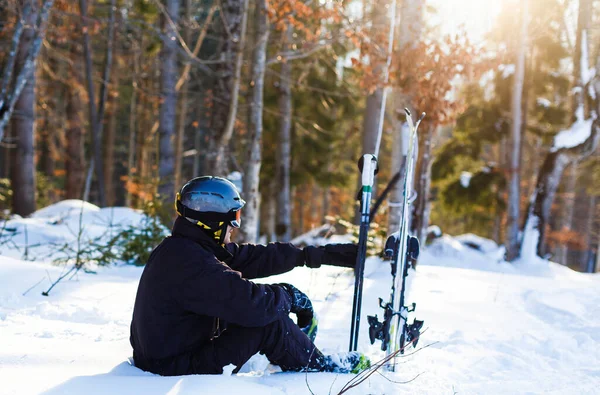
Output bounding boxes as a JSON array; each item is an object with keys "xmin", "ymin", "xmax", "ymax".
[
  {"xmin": 404, "ymin": 108, "xmax": 411, "ymax": 117},
  {"xmin": 418, "ymin": 112, "xmax": 426, "ymax": 122}
]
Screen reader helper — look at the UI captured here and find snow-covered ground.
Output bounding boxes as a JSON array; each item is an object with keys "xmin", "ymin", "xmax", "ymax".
[{"xmin": 1, "ymin": 201, "xmax": 600, "ymax": 394}]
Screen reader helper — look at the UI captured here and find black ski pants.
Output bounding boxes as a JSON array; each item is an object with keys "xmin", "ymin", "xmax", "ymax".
[{"xmin": 190, "ymin": 315, "xmax": 325, "ymax": 374}]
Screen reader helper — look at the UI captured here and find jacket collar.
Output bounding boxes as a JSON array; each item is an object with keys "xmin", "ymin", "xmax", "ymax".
[{"xmin": 171, "ymin": 216, "xmax": 233, "ymax": 263}]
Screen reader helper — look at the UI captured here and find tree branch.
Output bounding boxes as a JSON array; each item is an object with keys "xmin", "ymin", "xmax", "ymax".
[
  {"xmin": 0, "ymin": 2, "xmax": 31, "ymax": 104},
  {"xmin": 266, "ymin": 41, "xmax": 333, "ymax": 66}
]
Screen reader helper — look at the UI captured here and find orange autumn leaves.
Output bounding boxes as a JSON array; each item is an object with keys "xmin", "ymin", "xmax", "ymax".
[
  {"xmin": 355, "ymin": 32, "xmax": 494, "ymax": 125},
  {"xmin": 263, "ymin": 1, "xmax": 492, "ymax": 126}
]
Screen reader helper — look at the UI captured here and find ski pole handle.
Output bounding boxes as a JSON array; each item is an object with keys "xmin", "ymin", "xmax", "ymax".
[{"xmin": 358, "ymin": 154, "xmax": 378, "ymax": 190}]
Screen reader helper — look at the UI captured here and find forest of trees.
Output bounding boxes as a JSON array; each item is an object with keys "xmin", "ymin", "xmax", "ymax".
[{"xmin": 0, "ymin": 0, "xmax": 598, "ymax": 272}]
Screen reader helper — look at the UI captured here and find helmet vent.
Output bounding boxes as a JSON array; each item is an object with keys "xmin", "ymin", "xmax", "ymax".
[{"xmin": 210, "ymin": 193, "xmax": 224, "ymax": 198}]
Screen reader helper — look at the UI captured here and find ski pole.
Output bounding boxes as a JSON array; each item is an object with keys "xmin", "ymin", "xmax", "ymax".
[{"xmin": 349, "ymin": 154, "xmax": 378, "ymax": 352}]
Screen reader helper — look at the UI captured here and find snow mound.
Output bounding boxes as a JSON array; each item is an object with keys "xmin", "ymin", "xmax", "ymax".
[
  {"xmin": 31, "ymin": 199, "xmax": 100, "ymax": 221},
  {"xmin": 455, "ymin": 233, "xmax": 499, "ymax": 253},
  {"xmin": 425, "ymin": 234, "xmax": 507, "ymax": 271},
  {"xmin": 0, "ymin": 200, "xmax": 154, "ymax": 262}
]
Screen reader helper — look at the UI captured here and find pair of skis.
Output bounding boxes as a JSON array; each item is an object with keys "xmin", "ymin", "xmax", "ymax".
[{"xmin": 349, "ymin": 109, "xmax": 425, "ymax": 371}]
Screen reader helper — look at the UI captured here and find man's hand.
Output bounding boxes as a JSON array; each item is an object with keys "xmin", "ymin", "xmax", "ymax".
[{"xmin": 303, "ymin": 243, "xmax": 358, "ymax": 268}]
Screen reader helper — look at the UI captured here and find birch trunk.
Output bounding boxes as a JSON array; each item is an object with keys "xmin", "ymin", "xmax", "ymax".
[
  {"xmin": 212, "ymin": 0, "xmax": 249, "ymax": 176},
  {"xmin": 505, "ymin": 0, "xmax": 528, "ymax": 262},
  {"xmin": 79, "ymin": 0, "xmax": 107, "ymax": 206},
  {"xmin": 157, "ymin": 0, "xmax": 179, "ymax": 205},
  {"xmin": 0, "ymin": 0, "xmax": 54, "ymax": 141},
  {"xmin": 240, "ymin": 0, "xmax": 269, "ymax": 243},
  {"xmin": 10, "ymin": 0, "xmax": 38, "ymax": 216},
  {"xmin": 275, "ymin": 25, "xmax": 293, "ymax": 242}
]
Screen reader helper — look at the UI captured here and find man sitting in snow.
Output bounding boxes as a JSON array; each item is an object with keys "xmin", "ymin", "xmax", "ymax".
[{"xmin": 130, "ymin": 176, "xmax": 371, "ymax": 376}]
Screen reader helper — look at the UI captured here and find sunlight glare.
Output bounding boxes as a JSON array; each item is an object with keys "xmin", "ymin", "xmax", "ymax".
[{"xmin": 429, "ymin": 0, "xmax": 504, "ymax": 42}]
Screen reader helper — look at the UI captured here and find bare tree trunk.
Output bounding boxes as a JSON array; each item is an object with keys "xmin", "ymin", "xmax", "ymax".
[
  {"xmin": 411, "ymin": 124, "xmax": 435, "ymax": 242},
  {"xmin": 275, "ymin": 25, "xmax": 293, "ymax": 242},
  {"xmin": 193, "ymin": 104, "xmax": 205, "ymax": 176},
  {"xmin": 595, "ymin": 229, "xmax": 600, "ymax": 273},
  {"xmin": 174, "ymin": 0, "xmax": 191, "ymax": 191},
  {"xmin": 323, "ymin": 187, "xmax": 330, "ymax": 222},
  {"xmin": 104, "ymin": 86, "xmax": 117, "ymax": 206},
  {"xmin": 0, "ymin": 0, "xmax": 54, "ymax": 140},
  {"xmin": 10, "ymin": 0, "xmax": 38, "ymax": 216},
  {"xmin": 558, "ymin": 162, "xmax": 577, "ymax": 264},
  {"xmin": 388, "ymin": 0, "xmax": 422, "ymax": 235},
  {"xmin": 505, "ymin": 0, "xmax": 528, "ymax": 262},
  {"xmin": 125, "ymin": 44, "xmax": 140, "ymax": 207},
  {"xmin": 157, "ymin": 0, "xmax": 180, "ymax": 205},
  {"xmin": 65, "ymin": 80, "xmax": 86, "ymax": 200},
  {"xmin": 0, "ymin": 2, "xmax": 31, "ymax": 109},
  {"xmin": 573, "ymin": 0, "xmax": 592, "ymax": 117},
  {"xmin": 79, "ymin": 0, "xmax": 115, "ymax": 207},
  {"xmin": 582, "ymin": 194, "xmax": 595, "ymax": 272},
  {"xmin": 212, "ymin": 0, "xmax": 249, "ymax": 176},
  {"xmin": 266, "ymin": 181, "xmax": 276, "ymax": 242},
  {"xmin": 142, "ymin": 4, "xmax": 215, "ymax": 184},
  {"xmin": 135, "ymin": 86, "xmax": 148, "ymax": 205},
  {"xmin": 240, "ymin": 0, "xmax": 269, "ymax": 243}
]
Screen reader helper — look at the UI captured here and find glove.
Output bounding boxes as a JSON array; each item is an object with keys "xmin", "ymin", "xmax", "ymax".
[
  {"xmin": 303, "ymin": 243, "xmax": 358, "ymax": 269},
  {"xmin": 275, "ymin": 283, "xmax": 315, "ymax": 329}
]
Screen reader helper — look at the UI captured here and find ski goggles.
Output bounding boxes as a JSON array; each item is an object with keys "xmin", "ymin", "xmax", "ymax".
[
  {"xmin": 230, "ymin": 208, "xmax": 242, "ymax": 228},
  {"xmin": 175, "ymin": 194, "xmax": 242, "ymax": 228}
]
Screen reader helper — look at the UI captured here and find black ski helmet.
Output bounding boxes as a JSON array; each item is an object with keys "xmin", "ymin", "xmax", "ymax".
[{"xmin": 175, "ymin": 176, "xmax": 245, "ymax": 244}]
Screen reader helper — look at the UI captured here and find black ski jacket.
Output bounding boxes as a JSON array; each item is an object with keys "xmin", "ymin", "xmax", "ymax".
[{"xmin": 130, "ymin": 217, "xmax": 305, "ymax": 375}]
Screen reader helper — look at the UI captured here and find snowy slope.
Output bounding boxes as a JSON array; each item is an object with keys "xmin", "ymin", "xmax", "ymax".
[{"xmin": 1, "ymin": 204, "xmax": 600, "ymax": 394}]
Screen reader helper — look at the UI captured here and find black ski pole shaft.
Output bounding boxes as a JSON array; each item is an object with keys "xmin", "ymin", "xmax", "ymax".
[{"xmin": 349, "ymin": 154, "xmax": 377, "ymax": 352}]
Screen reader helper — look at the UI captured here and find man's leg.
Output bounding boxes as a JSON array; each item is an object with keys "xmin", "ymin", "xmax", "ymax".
[{"xmin": 190, "ymin": 315, "xmax": 326, "ymax": 374}]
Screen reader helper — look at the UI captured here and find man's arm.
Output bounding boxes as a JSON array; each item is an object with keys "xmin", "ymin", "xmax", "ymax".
[
  {"xmin": 180, "ymin": 260, "xmax": 293, "ymax": 327},
  {"xmin": 224, "ymin": 242, "xmax": 305, "ymax": 279}
]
